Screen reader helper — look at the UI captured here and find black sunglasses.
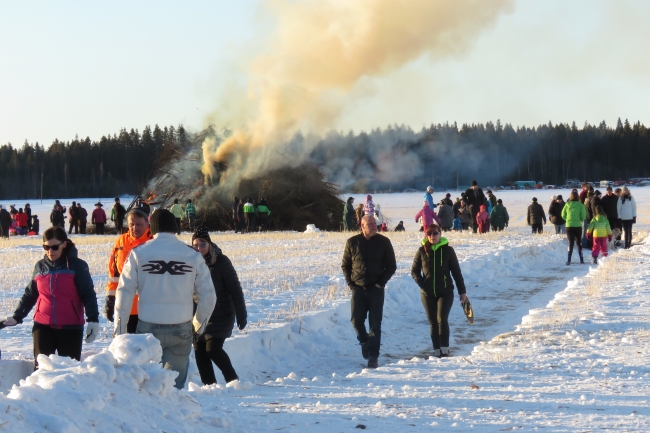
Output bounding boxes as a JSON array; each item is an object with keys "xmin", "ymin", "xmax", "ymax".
[
  {"xmin": 43, "ymin": 242, "xmax": 64, "ymax": 251},
  {"xmin": 193, "ymin": 242, "xmax": 208, "ymax": 249},
  {"xmin": 427, "ymin": 231, "xmax": 441, "ymax": 236}
]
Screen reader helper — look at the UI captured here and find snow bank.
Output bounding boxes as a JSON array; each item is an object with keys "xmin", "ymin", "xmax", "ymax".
[{"xmin": 0, "ymin": 334, "xmax": 220, "ymax": 432}]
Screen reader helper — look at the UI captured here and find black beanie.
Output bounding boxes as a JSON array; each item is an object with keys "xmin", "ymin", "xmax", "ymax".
[
  {"xmin": 150, "ymin": 209, "xmax": 178, "ymax": 235},
  {"xmin": 472, "ymin": 180, "xmax": 478, "ymax": 186},
  {"xmin": 192, "ymin": 226, "xmax": 212, "ymax": 244}
]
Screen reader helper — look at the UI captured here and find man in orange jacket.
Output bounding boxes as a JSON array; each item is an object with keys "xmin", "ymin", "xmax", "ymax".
[{"xmin": 105, "ymin": 207, "xmax": 153, "ymax": 333}]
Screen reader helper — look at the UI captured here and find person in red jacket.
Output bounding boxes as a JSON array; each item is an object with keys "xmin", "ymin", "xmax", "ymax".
[
  {"xmin": 476, "ymin": 205, "xmax": 489, "ymax": 234},
  {"xmin": 91, "ymin": 202, "xmax": 107, "ymax": 235},
  {"xmin": 15, "ymin": 208, "xmax": 29, "ymax": 235}
]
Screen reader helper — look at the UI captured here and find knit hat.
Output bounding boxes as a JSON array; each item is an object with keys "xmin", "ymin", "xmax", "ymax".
[
  {"xmin": 532, "ymin": 197, "xmax": 537, "ymax": 202},
  {"xmin": 446, "ymin": 193, "xmax": 451, "ymax": 197},
  {"xmin": 556, "ymin": 195, "xmax": 563, "ymax": 200},
  {"xmin": 150, "ymin": 209, "xmax": 178, "ymax": 235},
  {"xmin": 192, "ymin": 226, "xmax": 212, "ymax": 244},
  {"xmin": 551, "ymin": 195, "xmax": 556, "ymax": 201},
  {"xmin": 472, "ymin": 180, "xmax": 478, "ymax": 186}
]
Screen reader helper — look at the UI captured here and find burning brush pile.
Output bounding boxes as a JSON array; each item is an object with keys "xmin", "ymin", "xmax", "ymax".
[{"xmin": 142, "ymin": 130, "xmax": 344, "ymax": 232}]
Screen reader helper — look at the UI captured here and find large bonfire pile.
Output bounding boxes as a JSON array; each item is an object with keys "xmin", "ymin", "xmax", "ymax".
[{"xmin": 142, "ymin": 131, "xmax": 344, "ymax": 232}]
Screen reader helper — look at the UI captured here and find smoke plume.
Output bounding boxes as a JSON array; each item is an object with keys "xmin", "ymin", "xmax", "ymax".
[{"xmin": 201, "ymin": 0, "xmax": 514, "ymax": 187}]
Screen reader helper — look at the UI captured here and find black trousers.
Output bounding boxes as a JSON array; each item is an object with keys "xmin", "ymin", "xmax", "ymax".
[
  {"xmin": 79, "ymin": 221, "xmax": 87, "ymax": 234},
  {"xmin": 32, "ymin": 322, "xmax": 83, "ymax": 365},
  {"xmin": 257, "ymin": 216, "xmax": 268, "ymax": 232},
  {"xmin": 175, "ymin": 218, "xmax": 181, "ymax": 234},
  {"xmin": 95, "ymin": 222, "xmax": 105, "ymax": 235},
  {"xmin": 127, "ymin": 314, "xmax": 139, "ymax": 334},
  {"xmin": 471, "ymin": 210, "xmax": 479, "ymax": 233},
  {"xmin": 421, "ymin": 291, "xmax": 454, "ymax": 349},
  {"xmin": 566, "ymin": 227, "xmax": 583, "ymax": 254},
  {"xmin": 116, "ymin": 217, "xmax": 124, "ymax": 234},
  {"xmin": 245, "ymin": 215, "xmax": 255, "ymax": 233},
  {"xmin": 622, "ymin": 219, "xmax": 633, "ymax": 248},
  {"xmin": 350, "ymin": 286, "xmax": 385, "ymax": 359},
  {"xmin": 531, "ymin": 223, "xmax": 543, "ymax": 234},
  {"xmin": 68, "ymin": 218, "xmax": 78, "ymax": 234},
  {"xmin": 0, "ymin": 225, "xmax": 8, "ymax": 238},
  {"xmin": 193, "ymin": 337, "xmax": 238, "ymax": 385}
]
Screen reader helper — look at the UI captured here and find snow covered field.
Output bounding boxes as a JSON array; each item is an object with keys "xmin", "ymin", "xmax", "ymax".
[{"xmin": 0, "ymin": 189, "xmax": 649, "ymax": 431}]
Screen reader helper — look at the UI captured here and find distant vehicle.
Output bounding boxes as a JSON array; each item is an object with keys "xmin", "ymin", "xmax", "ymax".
[
  {"xmin": 637, "ymin": 180, "xmax": 650, "ymax": 186},
  {"xmin": 402, "ymin": 188, "xmax": 417, "ymax": 193},
  {"xmin": 545, "ymin": 185, "xmax": 556, "ymax": 189},
  {"xmin": 600, "ymin": 180, "xmax": 614, "ymax": 188},
  {"xmin": 515, "ymin": 180, "xmax": 536, "ymax": 189},
  {"xmin": 614, "ymin": 180, "xmax": 627, "ymax": 186}
]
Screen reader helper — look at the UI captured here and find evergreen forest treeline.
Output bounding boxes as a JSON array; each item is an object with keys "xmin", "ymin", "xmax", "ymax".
[
  {"xmin": 1, "ymin": 118, "xmax": 649, "ymax": 200},
  {"xmin": 0, "ymin": 125, "xmax": 186, "ymax": 200}
]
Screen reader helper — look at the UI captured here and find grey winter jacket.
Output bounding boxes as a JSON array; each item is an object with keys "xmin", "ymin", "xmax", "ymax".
[{"xmin": 437, "ymin": 204, "xmax": 453, "ymax": 228}]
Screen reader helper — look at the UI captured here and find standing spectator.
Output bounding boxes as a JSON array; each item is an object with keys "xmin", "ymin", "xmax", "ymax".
[
  {"xmin": 235, "ymin": 198, "xmax": 245, "ymax": 234},
  {"xmin": 415, "ymin": 201, "xmax": 437, "ymax": 232},
  {"xmin": 24, "ymin": 203, "xmax": 32, "ymax": 231},
  {"xmin": 476, "ymin": 205, "xmax": 490, "ymax": 234},
  {"xmin": 423, "ymin": 186, "xmax": 437, "ymax": 210},
  {"xmin": 256, "ymin": 198, "xmax": 271, "ymax": 232},
  {"xmin": 586, "ymin": 206, "xmax": 612, "ymax": 264},
  {"xmin": 616, "ymin": 186, "xmax": 637, "ymax": 249},
  {"xmin": 490, "ymin": 199, "xmax": 509, "ymax": 231},
  {"xmin": 243, "ymin": 198, "xmax": 256, "ymax": 233},
  {"xmin": 1, "ymin": 205, "xmax": 12, "ymax": 238},
  {"xmin": 231, "ymin": 197, "xmax": 240, "ymax": 232},
  {"xmin": 114, "ymin": 209, "xmax": 216, "ymax": 389},
  {"xmin": 437, "ymin": 200, "xmax": 453, "ymax": 232},
  {"xmin": 458, "ymin": 201, "xmax": 473, "ymax": 231},
  {"xmin": 2, "ymin": 227, "xmax": 99, "ymax": 364},
  {"xmin": 590, "ymin": 190, "xmax": 603, "ymax": 221},
  {"xmin": 462, "ymin": 180, "xmax": 486, "ymax": 233},
  {"xmin": 452, "ymin": 197, "xmax": 461, "ymax": 218},
  {"xmin": 374, "ymin": 204, "xmax": 384, "ymax": 227},
  {"xmin": 411, "ymin": 222, "xmax": 468, "ymax": 358},
  {"xmin": 9, "ymin": 205, "xmax": 17, "ymax": 218},
  {"xmin": 614, "ymin": 188, "xmax": 623, "ymax": 242},
  {"xmin": 548, "ymin": 195, "xmax": 566, "ymax": 234},
  {"xmin": 343, "ymin": 197, "xmax": 356, "ymax": 231},
  {"xmin": 169, "ymin": 199, "xmax": 184, "ymax": 234},
  {"xmin": 104, "ymin": 208, "xmax": 153, "ymax": 334},
  {"xmin": 191, "ymin": 226, "xmax": 247, "ymax": 385},
  {"xmin": 185, "ymin": 199, "xmax": 197, "ymax": 232},
  {"xmin": 394, "ymin": 221, "xmax": 405, "ymax": 232},
  {"xmin": 77, "ymin": 203, "xmax": 88, "ymax": 234},
  {"xmin": 341, "ymin": 215, "xmax": 397, "ymax": 369},
  {"xmin": 355, "ymin": 203, "xmax": 364, "ymax": 228},
  {"xmin": 15, "ymin": 208, "xmax": 28, "ymax": 235},
  {"xmin": 486, "ymin": 190, "xmax": 497, "ymax": 208},
  {"xmin": 579, "ymin": 182, "xmax": 590, "ymax": 204},
  {"xmin": 111, "ymin": 198, "xmax": 127, "ymax": 234},
  {"xmin": 50, "ymin": 200, "xmax": 66, "ymax": 228},
  {"xmin": 582, "ymin": 191, "xmax": 594, "ymax": 249},
  {"xmin": 452, "ymin": 216, "xmax": 462, "ymax": 232},
  {"xmin": 561, "ymin": 190, "xmax": 587, "ymax": 265},
  {"xmin": 527, "ymin": 197, "xmax": 546, "ymax": 234},
  {"xmin": 443, "ymin": 193, "xmax": 453, "ymax": 208},
  {"xmin": 91, "ymin": 202, "xmax": 107, "ymax": 235},
  {"xmin": 31, "ymin": 215, "xmax": 40, "ymax": 235},
  {"xmin": 600, "ymin": 187, "xmax": 620, "ymax": 236},
  {"xmin": 363, "ymin": 195, "xmax": 375, "ymax": 215},
  {"xmin": 68, "ymin": 201, "xmax": 78, "ymax": 234}
]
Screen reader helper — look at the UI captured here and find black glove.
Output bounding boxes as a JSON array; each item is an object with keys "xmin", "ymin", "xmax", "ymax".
[
  {"xmin": 105, "ymin": 295, "xmax": 115, "ymax": 322},
  {"xmin": 633, "ymin": 217, "xmax": 637, "ymax": 224},
  {"xmin": 237, "ymin": 317, "xmax": 247, "ymax": 331},
  {"xmin": 505, "ymin": 222, "xmax": 508, "ymax": 228}
]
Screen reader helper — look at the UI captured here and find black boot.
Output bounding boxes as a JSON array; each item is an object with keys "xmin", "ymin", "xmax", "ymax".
[
  {"xmin": 579, "ymin": 251, "xmax": 585, "ymax": 264},
  {"xmin": 566, "ymin": 251, "xmax": 572, "ymax": 265},
  {"xmin": 367, "ymin": 357, "xmax": 378, "ymax": 369},
  {"xmin": 360, "ymin": 342, "xmax": 369, "ymax": 360},
  {"xmin": 592, "ymin": 256, "xmax": 598, "ymax": 265}
]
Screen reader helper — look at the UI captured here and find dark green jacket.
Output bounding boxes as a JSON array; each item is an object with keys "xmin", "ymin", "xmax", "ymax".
[
  {"xmin": 490, "ymin": 204, "xmax": 509, "ymax": 228},
  {"xmin": 411, "ymin": 238, "xmax": 466, "ymax": 297},
  {"xmin": 343, "ymin": 202, "xmax": 356, "ymax": 230}
]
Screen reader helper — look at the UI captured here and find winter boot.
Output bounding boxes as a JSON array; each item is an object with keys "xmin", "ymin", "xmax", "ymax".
[
  {"xmin": 440, "ymin": 347, "xmax": 450, "ymax": 358},
  {"xmin": 367, "ymin": 357, "xmax": 378, "ymax": 369},
  {"xmin": 592, "ymin": 256, "xmax": 598, "ymax": 265},
  {"xmin": 566, "ymin": 251, "xmax": 572, "ymax": 266},
  {"xmin": 360, "ymin": 342, "xmax": 369, "ymax": 360},
  {"xmin": 433, "ymin": 349, "xmax": 441, "ymax": 358},
  {"xmin": 579, "ymin": 251, "xmax": 585, "ymax": 264}
]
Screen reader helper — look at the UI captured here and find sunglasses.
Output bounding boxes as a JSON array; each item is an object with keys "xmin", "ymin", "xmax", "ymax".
[
  {"xmin": 193, "ymin": 242, "xmax": 208, "ymax": 249},
  {"xmin": 43, "ymin": 242, "xmax": 64, "ymax": 251},
  {"xmin": 427, "ymin": 231, "xmax": 441, "ymax": 236}
]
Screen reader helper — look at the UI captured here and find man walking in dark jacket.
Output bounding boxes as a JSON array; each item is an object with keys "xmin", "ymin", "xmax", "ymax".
[
  {"xmin": 341, "ymin": 215, "xmax": 397, "ymax": 368},
  {"xmin": 462, "ymin": 180, "xmax": 486, "ymax": 233},
  {"xmin": 68, "ymin": 201, "xmax": 78, "ymax": 234},
  {"xmin": 0, "ymin": 205, "xmax": 11, "ymax": 238},
  {"xmin": 527, "ymin": 197, "xmax": 547, "ymax": 234},
  {"xmin": 600, "ymin": 186, "xmax": 620, "ymax": 237}
]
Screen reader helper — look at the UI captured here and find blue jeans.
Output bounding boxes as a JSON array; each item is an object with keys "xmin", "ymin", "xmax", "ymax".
[
  {"xmin": 137, "ymin": 320, "xmax": 193, "ymax": 389},
  {"xmin": 554, "ymin": 224, "xmax": 566, "ymax": 234}
]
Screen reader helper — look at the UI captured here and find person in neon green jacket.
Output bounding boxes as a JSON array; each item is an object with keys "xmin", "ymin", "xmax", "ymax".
[
  {"xmin": 242, "ymin": 198, "xmax": 255, "ymax": 233},
  {"xmin": 586, "ymin": 206, "xmax": 612, "ymax": 264},
  {"xmin": 561, "ymin": 190, "xmax": 587, "ymax": 265},
  {"xmin": 169, "ymin": 199, "xmax": 184, "ymax": 234},
  {"xmin": 255, "ymin": 198, "xmax": 271, "ymax": 232}
]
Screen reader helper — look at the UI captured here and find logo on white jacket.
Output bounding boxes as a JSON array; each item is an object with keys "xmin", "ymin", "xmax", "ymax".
[{"xmin": 142, "ymin": 260, "xmax": 193, "ymax": 275}]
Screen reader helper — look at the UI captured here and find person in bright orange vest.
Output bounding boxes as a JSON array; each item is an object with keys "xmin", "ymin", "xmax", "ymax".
[{"xmin": 104, "ymin": 207, "xmax": 153, "ymax": 333}]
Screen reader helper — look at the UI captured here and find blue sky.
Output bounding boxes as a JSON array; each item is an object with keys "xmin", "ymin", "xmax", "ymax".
[{"xmin": 1, "ymin": 0, "xmax": 649, "ymax": 148}]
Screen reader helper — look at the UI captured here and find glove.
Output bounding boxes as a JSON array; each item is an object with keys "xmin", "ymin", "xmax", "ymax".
[
  {"xmin": 608, "ymin": 235, "xmax": 613, "ymax": 242},
  {"xmin": 104, "ymin": 295, "xmax": 115, "ymax": 322},
  {"xmin": 505, "ymin": 222, "xmax": 508, "ymax": 228},
  {"xmin": 85, "ymin": 322, "xmax": 99, "ymax": 343},
  {"xmin": 633, "ymin": 217, "xmax": 637, "ymax": 224},
  {"xmin": 2, "ymin": 317, "xmax": 18, "ymax": 327},
  {"xmin": 237, "ymin": 317, "xmax": 247, "ymax": 331}
]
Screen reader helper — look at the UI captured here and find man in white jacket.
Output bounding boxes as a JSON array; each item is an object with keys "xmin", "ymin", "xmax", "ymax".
[{"xmin": 115, "ymin": 209, "xmax": 216, "ymax": 389}]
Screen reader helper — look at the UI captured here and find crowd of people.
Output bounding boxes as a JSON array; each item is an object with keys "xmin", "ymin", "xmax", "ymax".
[
  {"xmin": 0, "ymin": 203, "xmax": 38, "ymax": 238},
  {"xmin": 232, "ymin": 196, "xmax": 272, "ymax": 233}
]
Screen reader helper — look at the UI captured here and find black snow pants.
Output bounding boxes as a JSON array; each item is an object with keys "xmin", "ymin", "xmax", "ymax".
[
  {"xmin": 350, "ymin": 286, "xmax": 385, "ymax": 359},
  {"xmin": 32, "ymin": 322, "xmax": 83, "ymax": 366},
  {"xmin": 420, "ymin": 291, "xmax": 454, "ymax": 350},
  {"xmin": 193, "ymin": 337, "xmax": 238, "ymax": 385}
]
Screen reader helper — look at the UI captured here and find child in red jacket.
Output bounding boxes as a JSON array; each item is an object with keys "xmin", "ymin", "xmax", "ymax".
[{"xmin": 476, "ymin": 205, "xmax": 489, "ymax": 234}]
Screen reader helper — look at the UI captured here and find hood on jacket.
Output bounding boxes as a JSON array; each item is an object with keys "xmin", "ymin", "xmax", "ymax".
[
  {"xmin": 421, "ymin": 237, "xmax": 449, "ymax": 251},
  {"xmin": 423, "ymin": 201, "xmax": 430, "ymax": 208},
  {"xmin": 480, "ymin": 205, "xmax": 486, "ymax": 211},
  {"xmin": 366, "ymin": 194, "xmax": 372, "ymax": 201}
]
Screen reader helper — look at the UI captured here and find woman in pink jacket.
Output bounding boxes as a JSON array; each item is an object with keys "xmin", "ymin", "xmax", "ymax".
[{"xmin": 415, "ymin": 201, "xmax": 440, "ymax": 232}]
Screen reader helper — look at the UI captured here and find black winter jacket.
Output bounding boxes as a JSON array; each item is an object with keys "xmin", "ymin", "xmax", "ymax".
[
  {"xmin": 0, "ymin": 209, "xmax": 11, "ymax": 226},
  {"xmin": 589, "ymin": 196, "xmax": 603, "ymax": 220},
  {"xmin": 411, "ymin": 238, "xmax": 466, "ymax": 297},
  {"xmin": 200, "ymin": 244, "xmax": 247, "ymax": 339},
  {"xmin": 548, "ymin": 200, "xmax": 566, "ymax": 225},
  {"xmin": 452, "ymin": 201, "xmax": 461, "ymax": 218},
  {"xmin": 341, "ymin": 233, "xmax": 396, "ymax": 289},
  {"xmin": 527, "ymin": 202, "xmax": 546, "ymax": 225},
  {"xmin": 600, "ymin": 194, "xmax": 618, "ymax": 220},
  {"xmin": 462, "ymin": 188, "xmax": 486, "ymax": 213}
]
